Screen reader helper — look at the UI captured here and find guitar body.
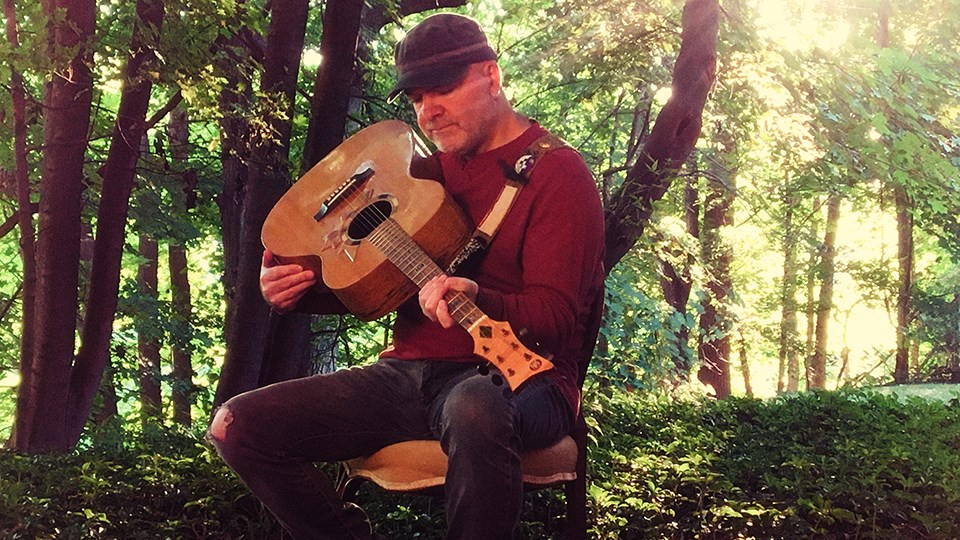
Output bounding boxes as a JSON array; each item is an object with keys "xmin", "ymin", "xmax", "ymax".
[{"xmin": 262, "ymin": 120, "xmax": 472, "ymax": 320}]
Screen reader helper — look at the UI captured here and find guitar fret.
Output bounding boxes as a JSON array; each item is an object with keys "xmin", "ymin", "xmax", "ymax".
[
  {"xmin": 265, "ymin": 119, "xmax": 553, "ymax": 392},
  {"xmin": 368, "ymin": 218, "xmax": 482, "ymax": 330}
]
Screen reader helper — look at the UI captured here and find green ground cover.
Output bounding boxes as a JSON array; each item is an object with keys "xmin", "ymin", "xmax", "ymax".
[{"xmin": 2, "ymin": 388, "xmax": 958, "ymax": 539}]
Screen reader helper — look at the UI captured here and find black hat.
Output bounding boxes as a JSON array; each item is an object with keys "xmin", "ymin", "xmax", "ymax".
[{"xmin": 388, "ymin": 13, "xmax": 498, "ymax": 102}]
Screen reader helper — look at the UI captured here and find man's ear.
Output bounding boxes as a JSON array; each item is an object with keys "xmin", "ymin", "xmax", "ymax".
[{"xmin": 482, "ymin": 61, "xmax": 503, "ymax": 96}]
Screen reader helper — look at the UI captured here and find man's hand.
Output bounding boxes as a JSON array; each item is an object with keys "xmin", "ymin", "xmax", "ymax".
[
  {"xmin": 419, "ymin": 275, "xmax": 479, "ymax": 328},
  {"xmin": 260, "ymin": 250, "xmax": 316, "ymax": 314}
]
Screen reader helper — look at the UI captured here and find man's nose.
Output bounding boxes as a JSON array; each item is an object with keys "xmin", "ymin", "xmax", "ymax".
[{"xmin": 418, "ymin": 93, "xmax": 443, "ymax": 119}]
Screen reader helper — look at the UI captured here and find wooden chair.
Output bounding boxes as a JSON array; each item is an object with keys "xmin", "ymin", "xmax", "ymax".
[
  {"xmin": 337, "ymin": 290, "xmax": 602, "ymax": 540},
  {"xmin": 338, "ymin": 412, "xmax": 587, "ymax": 539}
]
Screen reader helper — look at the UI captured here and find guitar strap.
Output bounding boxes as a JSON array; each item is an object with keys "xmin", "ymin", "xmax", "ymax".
[{"xmin": 446, "ymin": 132, "xmax": 570, "ymax": 274}]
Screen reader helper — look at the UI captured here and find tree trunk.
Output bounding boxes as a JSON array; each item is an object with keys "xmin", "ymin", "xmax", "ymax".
[
  {"xmin": 255, "ymin": 0, "xmax": 368, "ymax": 393},
  {"xmin": 739, "ymin": 331, "xmax": 753, "ymax": 397},
  {"xmin": 137, "ymin": 234, "xmax": 162, "ymax": 423},
  {"xmin": 876, "ymin": 0, "xmax": 912, "ymax": 384},
  {"xmin": 361, "ymin": 0, "xmax": 468, "ymax": 31},
  {"xmin": 168, "ymin": 107, "xmax": 195, "ymax": 426},
  {"xmin": 603, "ymin": 0, "xmax": 719, "ymax": 272},
  {"xmin": 658, "ymin": 168, "xmax": 699, "ymax": 380},
  {"xmin": 810, "ymin": 194, "xmax": 841, "ymax": 389},
  {"xmin": 779, "ymin": 188, "xmax": 801, "ymax": 393},
  {"xmin": 696, "ymin": 148, "xmax": 734, "ymax": 399},
  {"xmin": 893, "ymin": 185, "xmax": 913, "ymax": 383},
  {"xmin": 302, "ymin": 0, "xmax": 364, "ymax": 171},
  {"xmin": 93, "ymin": 364, "xmax": 119, "ymax": 426},
  {"xmin": 804, "ymin": 196, "xmax": 821, "ymax": 389},
  {"xmin": 66, "ymin": 0, "xmax": 166, "ymax": 445},
  {"xmin": 215, "ymin": 24, "xmax": 254, "ymax": 304},
  {"xmin": 5, "ymin": 0, "xmax": 38, "ymax": 449},
  {"xmin": 215, "ymin": 0, "xmax": 311, "ymax": 407},
  {"xmin": 169, "ymin": 244, "xmax": 193, "ymax": 425},
  {"xmin": 15, "ymin": 0, "xmax": 96, "ymax": 453}
]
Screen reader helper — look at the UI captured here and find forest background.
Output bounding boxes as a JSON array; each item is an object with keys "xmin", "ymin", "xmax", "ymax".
[{"xmin": 0, "ymin": 0, "xmax": 959, "ymax": 538}]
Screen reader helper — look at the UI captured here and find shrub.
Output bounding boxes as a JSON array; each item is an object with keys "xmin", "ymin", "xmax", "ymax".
[
  {"xmin": 3, "ymin": 388, "xmax": 957, "ymax": 539},
  {"xmin": 0, "ymin": 429, "xmax": 278, "ymax": 539},
  {"xmin": 585, "ymin": 388, "xmax": 960, "ymax": 539}
]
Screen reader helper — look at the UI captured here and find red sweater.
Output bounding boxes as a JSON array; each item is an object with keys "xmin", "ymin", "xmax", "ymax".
[{"xmin": 383, "ymin": 124, "xmax": 605, "ymax": 413}]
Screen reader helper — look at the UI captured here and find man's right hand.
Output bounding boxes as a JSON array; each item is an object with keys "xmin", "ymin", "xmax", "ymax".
[{"xmin": 260, "ymin": 249, "xmax": 317, "ymax": 314}]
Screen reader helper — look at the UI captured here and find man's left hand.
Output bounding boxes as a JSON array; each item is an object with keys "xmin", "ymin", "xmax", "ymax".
[{"xmin": 419, "ymin": 275, "xmax": 479, "ymax": 328}]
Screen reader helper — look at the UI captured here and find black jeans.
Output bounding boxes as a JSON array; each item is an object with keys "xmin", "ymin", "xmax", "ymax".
[{"xmin": 209, "ymin": 358, "xmax": 573, "ymax": 540}]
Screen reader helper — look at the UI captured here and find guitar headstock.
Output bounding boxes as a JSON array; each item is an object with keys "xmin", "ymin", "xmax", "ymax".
[{"xmin": 468, "ymin": 317, "xmax": 554, "ymax": 391}]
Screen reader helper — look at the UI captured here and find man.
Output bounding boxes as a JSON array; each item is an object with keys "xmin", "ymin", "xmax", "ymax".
[{"xmin": 209, "ymin": 12, "xmax": 605, "ymax": 540}]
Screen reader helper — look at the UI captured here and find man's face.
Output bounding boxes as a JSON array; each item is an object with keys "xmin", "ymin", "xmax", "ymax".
[{"xmin": 405, "ymin": 62, "xmax": 499, "ymax": 157}]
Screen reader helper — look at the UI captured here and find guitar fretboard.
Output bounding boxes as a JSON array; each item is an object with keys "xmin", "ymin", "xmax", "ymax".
[{"xmin": 367, "ymin": 218, "xmax": 485, "ymax": 329}]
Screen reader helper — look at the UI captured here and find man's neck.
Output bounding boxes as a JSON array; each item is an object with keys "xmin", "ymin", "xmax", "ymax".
[{"xmin": 465, "ymin": 109, "xmax": 532, "ymax": 159}]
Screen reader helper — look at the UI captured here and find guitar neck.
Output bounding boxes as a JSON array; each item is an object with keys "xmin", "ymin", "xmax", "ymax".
[
  {"xmin": 367, "ymin": 218, "xmax": 484, "ymax": 329},
  {"xmin": 367, "ymin": 217, "xmax": 553, "ymax": 391}
]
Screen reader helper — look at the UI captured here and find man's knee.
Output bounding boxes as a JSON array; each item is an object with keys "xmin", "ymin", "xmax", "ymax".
[
  {"xmin": 208, "ymin": 405, "xmax": 234, "ymax": 442},
  {"xmin": 443, "ymin": 377, "xmax": 513, "ymax": 439}
]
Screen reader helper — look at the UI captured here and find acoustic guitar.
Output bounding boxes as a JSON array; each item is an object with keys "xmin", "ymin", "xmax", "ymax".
[{"xmin": 262, "ymin": 120, "xmax": 553, "ymax": 391}]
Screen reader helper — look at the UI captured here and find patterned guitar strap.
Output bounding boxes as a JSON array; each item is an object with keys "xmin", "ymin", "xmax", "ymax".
[{"xmin": 446, "ymin": 132, "xmax": 570, "ymax": 274}]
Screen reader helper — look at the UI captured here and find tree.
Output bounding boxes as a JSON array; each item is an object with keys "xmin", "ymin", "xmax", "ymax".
[
  {"xmin": 168, "ymin": 107, "xmax": 195, "ymax": 426},
  {"xmin": 14, "ymin": 0, "xmax": 166, "ymax": 452},
  {"xmin": 213, "ymin": 0, "xmax": 473, "ymax": 405},
  {"xmin": 603, "ymin": 0, "xmax": 720, "ymax": 273},
  {"xmin": 876, "ymin": 1, "xmax": 914, "ymax": 384},
  {"xmin": 137, "ymin": 233, "xmax": 162, "ymax": 422},
  {"xmin": 4, "ymin": 0, "xmax": 38, "ymax": 446},
  {"xmin": 809, "ymin": 194, "xmax": 841, "ymax": 390},
  {"xmin": 778, "ymin": 184, "xmax": 802, "ymax": 393},
  {"xmin": 14, "ymin": 0, "xmax": 97, "ymax": 453},
  {"xmin": 214, "ymin": 0, "xmax": 312, "ymax": 407},
  {"xmin": 696, "ymin": 136, "xmax": 736, "ymax": 399}
]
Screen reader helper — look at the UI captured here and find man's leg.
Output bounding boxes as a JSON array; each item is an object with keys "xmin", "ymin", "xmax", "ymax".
[
  {"xmin": 208, "ymin": 358, "xmax": 433, "ymax": 540},
  {"xmin": 432, "ymin": 371, "xmax": 574, "ymax": 540}
]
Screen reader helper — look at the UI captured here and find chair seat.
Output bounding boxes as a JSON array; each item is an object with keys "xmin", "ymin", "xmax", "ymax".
[{"xmin": 343, "ymin": 435, "xmax": 578, "ymax": 492}]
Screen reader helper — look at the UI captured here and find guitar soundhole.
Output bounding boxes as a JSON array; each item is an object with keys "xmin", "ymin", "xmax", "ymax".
[{"xmin": 347, "ymin": 200, "xmax": 393, "ymax": 241}]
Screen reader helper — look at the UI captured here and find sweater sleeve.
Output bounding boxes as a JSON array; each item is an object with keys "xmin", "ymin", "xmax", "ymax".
[{"xmin": 474, "ymin": 148, "xmax": 605, "ymax": 355}]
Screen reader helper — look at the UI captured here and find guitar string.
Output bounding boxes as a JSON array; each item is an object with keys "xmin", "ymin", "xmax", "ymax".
[
  {"xmin": 329, "ymin": 169, "xmax": 483, "ymax": 329},
  {"xmin": 320, "ymin": 164, "xmax": 547, "ymax": 380}
]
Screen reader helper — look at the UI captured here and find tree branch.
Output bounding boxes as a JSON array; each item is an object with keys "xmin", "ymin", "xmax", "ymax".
[
  {"xmin": 603, "ymin": 0, "xmax": 719, "ymax": 273},
  {"xmin": 143, "ymin": 89, "xmax": 183, "ymax": 130}
]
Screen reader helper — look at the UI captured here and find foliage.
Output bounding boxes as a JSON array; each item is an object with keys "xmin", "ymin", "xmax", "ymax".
[
  {"xmin": 0, "ymin": 428, "xmax": 279, "ymax": 539},
  {"xmin": 3, "ymin": 388, "xmax": 959, "ymax": 539},
  {"xmin": 584, "ymin": 386, "xmax": 960, "ymax": 539}
]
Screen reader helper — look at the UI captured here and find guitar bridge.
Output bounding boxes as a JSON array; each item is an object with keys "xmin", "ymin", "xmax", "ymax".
[{"xmin": 314, "ymin": 166, "xmax": 375, "ymax": 221}]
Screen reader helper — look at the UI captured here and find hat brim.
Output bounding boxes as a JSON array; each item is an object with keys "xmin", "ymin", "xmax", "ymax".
[{"xmin": 387, "ymin": 63, "xmax": 471, "ymax": 103}]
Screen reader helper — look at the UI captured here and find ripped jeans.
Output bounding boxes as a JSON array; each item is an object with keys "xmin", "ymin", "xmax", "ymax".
[{"xmin": 208, "ymin": 357, "xmax": 573, "ymax": 540}]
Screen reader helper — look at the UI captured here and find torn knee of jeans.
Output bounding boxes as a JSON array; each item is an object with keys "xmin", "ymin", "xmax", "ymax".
[{"xmin": 208, "ymin": 406, "xmax": 234, "ymax": 442}]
